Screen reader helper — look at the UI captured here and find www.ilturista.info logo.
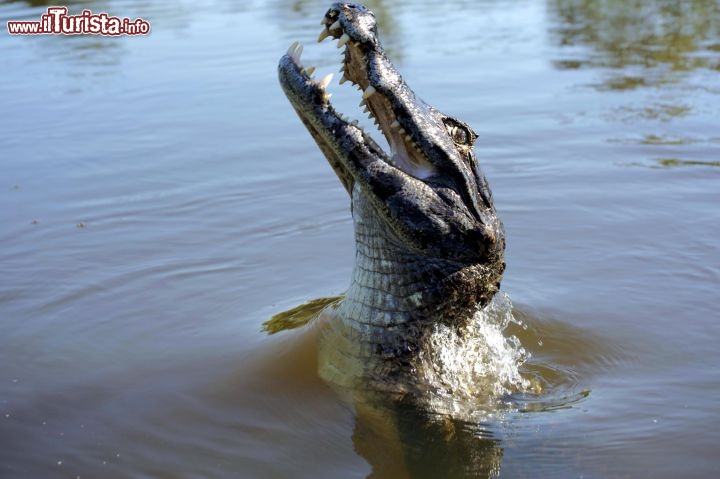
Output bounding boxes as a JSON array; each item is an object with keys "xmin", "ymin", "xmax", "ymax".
[{"xmin": 7, "ymin": 7, "xmax": 150, "ymax": 36}]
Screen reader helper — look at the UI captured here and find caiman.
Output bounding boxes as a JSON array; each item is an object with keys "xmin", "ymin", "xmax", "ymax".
[{"xmin": 278, "ymin": 3, "xmax": 505, "ymax": 393}]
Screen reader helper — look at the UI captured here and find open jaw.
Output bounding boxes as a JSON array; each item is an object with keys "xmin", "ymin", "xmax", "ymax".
[
  {"xmin": 278, "ymin": 3, "xmax": 503, "ymax": 268},
  {"xmin": 277, "ymin": 3, "xmax": 441, "ymax": 197}
]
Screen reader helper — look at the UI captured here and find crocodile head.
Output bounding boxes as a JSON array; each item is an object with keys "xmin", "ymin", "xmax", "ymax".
[{"xmin": 278, "ymin": 3, "xmax": 505, "ymax": 358}]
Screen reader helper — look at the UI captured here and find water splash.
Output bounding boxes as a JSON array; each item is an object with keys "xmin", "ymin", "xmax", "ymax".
[{"xmin": 417, "ymin": 292, "xmax": 530, "ymax": 403}]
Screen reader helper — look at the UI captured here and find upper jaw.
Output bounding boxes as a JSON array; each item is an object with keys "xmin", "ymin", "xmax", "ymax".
[
  {"xmin": 321, "ymin": 3, "xmax": 441, "ymax": 179},
  {"xmin": 279, "ymin": 2, "xmax": 442, "ymax": 187}
]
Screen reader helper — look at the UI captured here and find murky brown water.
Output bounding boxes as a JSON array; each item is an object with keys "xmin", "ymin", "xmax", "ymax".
[{"xmin": 1, "ymin": 0, "xmax": 719, "ymax": 477}]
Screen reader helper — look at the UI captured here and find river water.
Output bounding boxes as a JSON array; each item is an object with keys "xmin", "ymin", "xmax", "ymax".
[{"xmin": 1, "ymin": 0, "xmax": 719, "ymax": 478}]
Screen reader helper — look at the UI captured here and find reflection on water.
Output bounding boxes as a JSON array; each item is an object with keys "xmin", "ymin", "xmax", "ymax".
[
  {"xmin": 353, "ymin": 394, "xmax": 503, "ymax": 479},
  {"xmin": 549, "ymin": 0, "xmax": 720, "ymax": 88},
  {"xmin": 266, "ymin": 294, "xmax": 613, "ymax": 478},
  {"xmin": 655, "ymin": 157, "xmax": 720, "ymax": 168},
  {"xmin": 608, "ymin": 102, "xmax": 692, "ymax": 122},
  {"xmin": 547, "ymin": 0, "xmax": 720, "ymax": 172},
  {"xmin": 610, "ymin": 134, "xmax": 712, "ymax": 146}
]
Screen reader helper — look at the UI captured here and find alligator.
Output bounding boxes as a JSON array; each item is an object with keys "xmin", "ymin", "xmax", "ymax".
[{"xmin": 278, "ymin": 3, "xmax": 506, "ymax": 393}]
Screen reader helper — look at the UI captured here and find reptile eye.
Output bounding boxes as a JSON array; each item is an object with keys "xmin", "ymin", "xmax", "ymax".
[
  {"xmin": 451, "ymin": 126, "xmax": 469, "ymax": 145},
  {"xmin": 445, "ymin": 122, "xmax": 474, "ymax": 147}
]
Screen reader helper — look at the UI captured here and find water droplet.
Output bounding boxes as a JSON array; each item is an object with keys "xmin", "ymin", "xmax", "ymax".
[{"xmin": 417, "ymin": 292, "xmax": 530, "ymax": 406}]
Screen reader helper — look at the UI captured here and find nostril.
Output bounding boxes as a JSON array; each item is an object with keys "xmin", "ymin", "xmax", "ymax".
[{"xmin": 343, "ymin": 3, "xmax": 367, "ymax": 12}]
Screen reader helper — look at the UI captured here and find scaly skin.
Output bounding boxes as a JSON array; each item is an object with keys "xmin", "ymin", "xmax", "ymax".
[{"xmin": 278, "ymin": 3, "xmax": 505, "ymax": 391}]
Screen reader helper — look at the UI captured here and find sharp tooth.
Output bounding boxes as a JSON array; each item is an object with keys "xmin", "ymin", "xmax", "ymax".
[
  {"xmin": 359, "ymin": 98, "xmax": 366, "ymax": 107},
  {"xmin": 362, "ymin": 85, "xmax": 376, "ymax": 100},
  {"xmin": 287, "ymin": 41, "xmax": 299, "ymax": 58},
  {"xmin": 318, "ymin": 29, "xmax": 330, "ymax": 42},
  {"xmin": 318, "ymin": 73, "xmax": 334, "ymax": 89},
  {"xmin": 390, "ymin": 120, "xmax": 400, "ymax": 129},
  {"xmin": 339, "ymin": 75, "xmax": 348, "ymax": 85},
  {"xmin": 329, "ymin": 20, "xmax": 341, "ymax": 31},
  {"xmin": 290, "ymin": 42, "xmax": 303, "ymax": 63},
  {"xmin": 324, "ymin": 92, "xmax": 333, "ymax": 102},
  {"xmin": 363, "ymin": 105, "xmax": 370, "ymax": 113},
  {"xmin": 337, "ymin": 33, "xmax": 350, "ymax": 48},
  {"xmin": 305, "ymin": 66, "xmax": 316, "ymax": 76}
]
